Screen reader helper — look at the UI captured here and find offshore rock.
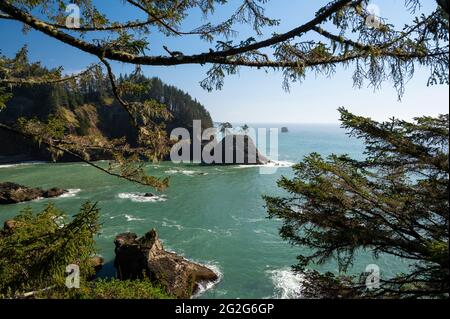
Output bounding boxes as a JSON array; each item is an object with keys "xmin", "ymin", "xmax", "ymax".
[{"xmin": 0, "ymin": 182, "xmax": 67, "ymax": 205}]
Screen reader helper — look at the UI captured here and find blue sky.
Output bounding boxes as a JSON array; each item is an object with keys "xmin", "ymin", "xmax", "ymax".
[{"xmin": 0, "ymin": 0, "xmax": 448, "ymax": 123}]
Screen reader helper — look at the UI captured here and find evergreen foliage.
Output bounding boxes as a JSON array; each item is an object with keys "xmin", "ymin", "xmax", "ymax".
[
  {"xmin": 0, "ymin": 50, "xmax": 213, "ymax": 134},
  {"xmin": 0, "ymin": 0, "xmax": 448, "ymax": 187},
  {"xmin": 38, "ymin": 278, "xmax": 172, "ymax": 299},
  {"xmin": 0, "ymin": 202, "xmax": 100, "ymax": 297},
  {"xmin": 0, "ymin": 202, "xmax": 173, "ymax": 299},
  {"xmin": 264, "ymin": 109, "xmax": 449, "ymax": 299}
]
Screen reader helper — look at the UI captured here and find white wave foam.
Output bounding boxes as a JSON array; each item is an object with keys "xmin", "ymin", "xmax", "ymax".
[
  {"xmin": 124, "ymin": 214, "xmax": 145, "ymax": 222},
  {"xmin": 164, "ymin": 169, "xmax": 208, "ymax": 176},
  {"xmin": 193, "ymin": 263, "xmax": 223, "ymax": 298},
  {"xmin": 222, "ymin": 229, "xmax": 233, "ymax": 237},
  {"xmin": 254, "ymin": 229, "xmax": 266, "ymax": 234},
  {"xmin": 17, "ymin": 188, "xmax": 81, "ymax": 204},
  {"xmin": 271, "ymin": 160, "xmax": 295, "ymax": 167},
  {"xmin": 231, "ymin": 215, "xmax": 265, "ymax": 224},
  {"xmin": 117, "ymin": 192, "xmax": 167, "ymax": 203},
  {"xmin": 0, "ymin": 164, "xmax": 15, "ymax": 169},
  {"xmin": 59, "ymin": 189, "xmax": 81, "ymax": 198},
  {"xmin": 268, "ymin": 268, "xmax": 304, "ymax": 299},
  {"xmin": 237, "ymin": 160, "xmax": 294, "ymax": 169},
  {"xmin": 161, "ymin": 220, "xmax": 184, "ymax": 230},
  {"xmin": 0, "ymin": 161, "xmax": 47, "ymax": 169}
]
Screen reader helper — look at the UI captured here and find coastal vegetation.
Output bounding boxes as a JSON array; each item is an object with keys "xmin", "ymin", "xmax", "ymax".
[
  {"xmin": 265, "ymin": 109, "xmax": 449, "ymax": 298},
  {"xmin": 0, "ymin": 49, "xmax": 213, "ymax": 162},
  {"xmin": 0, "ymin": 202, "xmax": 173, "ymax": 299},
  {"xmin": 1, "ymin": 0, "xmax": 447, "ymax": 187},
  {"xmin": 43, "ymin": 278, "xmax": 173, "ymax": 299},
  {"xmin": 0, "ymin": 0, "xmax": 448, "ymax": 299}
]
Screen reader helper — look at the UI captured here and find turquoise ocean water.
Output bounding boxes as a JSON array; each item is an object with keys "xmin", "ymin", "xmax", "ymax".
[{"xmin": 0, "ymin": 124, "xmax": 409, "ymax": 298}]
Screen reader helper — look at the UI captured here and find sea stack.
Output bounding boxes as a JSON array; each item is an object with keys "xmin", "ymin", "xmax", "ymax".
[
  {"xmin": 281, "ymin": 127, "xmax": 289, "ymax": 133},
  {"xmin": 200, "ymin": 134, "xmax": 269, "ymax": 165},
  {"xmin": 114, "ymin": 229, "xmax": 219, "ymax": 299}
]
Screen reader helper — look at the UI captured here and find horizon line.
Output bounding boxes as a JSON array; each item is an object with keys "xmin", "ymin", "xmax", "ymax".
[{"xmin": 213, "ymin": 121, "xmax": 341, "ymax": 125}]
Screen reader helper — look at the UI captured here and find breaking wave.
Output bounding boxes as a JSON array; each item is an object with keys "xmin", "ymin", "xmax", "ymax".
[
  {"xmin": 117, "ymin": 192, "xmax": 167, "ymax": 203},
  {"xmin": 124, "ymin": 214, "xmax": 145, "ymax": 222},
  {"xmin": 0, "ymin": 161, "xmax": 46, "ymax": 169},
  {"xmin": 193, "ymin": 263, "xmax": 223, "ymax": 298},
  {"xmin": 59, "ymin": 189, "xmax": 81, "ymax": 198},
  {"xmin": 267, "ymin": 268, "xmax": 304, "ymax": 299},
  {"xmin": 165, "ymin": 169, "xmax": 208, "ymax": 176},
  {"xmin": 237, "ymin": 160, "xmax": 295, "ymax": 169}
]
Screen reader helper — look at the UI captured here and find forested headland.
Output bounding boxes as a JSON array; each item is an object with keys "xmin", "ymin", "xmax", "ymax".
[{"xmin": 0, "ymin": 50, "xmax": 213, "ymax": 162}]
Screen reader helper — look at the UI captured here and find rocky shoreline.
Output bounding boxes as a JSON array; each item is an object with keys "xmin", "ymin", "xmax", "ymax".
[
  {"xmin": 1, "ymin": 218, "xmax": 218, "ymax": 299},
  {"xmin": 114, "ymin": 229, "xmax": 219, "ymax": 299},
  {"xmin": 0, "ymin": 182, "xmax": 68, "ymax": 205}
]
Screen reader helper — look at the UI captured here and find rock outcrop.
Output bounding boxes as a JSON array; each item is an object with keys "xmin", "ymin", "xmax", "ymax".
[
  {"xmin": 91, "ymin": 256, "xmax": 105, "ymax": 272},
  {"xmin": 114, "ymin": 229, "xmax": 219, "ymax": 299},
  {"xmin": 2, "ymin": 219, "xmax": 20, "ymax": 234},
  {"xmin": 0, "ymin": 182, "xmax": 67, "ymax": 205},
  {"xmin": 200, "ymin": 134, "xmax": 269, "ymax": 165}
]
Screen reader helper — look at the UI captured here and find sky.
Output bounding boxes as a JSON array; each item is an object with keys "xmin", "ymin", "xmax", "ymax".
[{"xmin": 0, "ymin": 0, "xmax": 448, "ymax": 124}]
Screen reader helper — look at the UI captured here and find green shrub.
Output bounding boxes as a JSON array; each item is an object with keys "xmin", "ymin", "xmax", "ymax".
[
  {"xmin": 0, "ymin": 203, "xmax": 173, "ymax": 299},
  {"xmin": 56, "ymin": 278, "xmax": 173, "ymax": 299},
  {"xmin": 0, "ymin": 202, "xmax": 99, "ymax": 297}
]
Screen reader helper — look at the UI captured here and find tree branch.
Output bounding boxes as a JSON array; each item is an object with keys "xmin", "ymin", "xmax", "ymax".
[
  {"xmin": 0, "ymin": 122, "xmax": 155, "ymax": 187},
  {"xmin": 0, "ymin": 64, "xmax": 99, "ymax": 85},
  {"xmin": 0, "ymin": 0, "xmax": 358, "ymax": 66}
]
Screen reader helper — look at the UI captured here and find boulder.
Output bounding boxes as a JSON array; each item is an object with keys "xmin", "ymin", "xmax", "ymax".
[
  {"xmin": 3, "ymin": 219, "xmax": 18, "ymax": 232},
  {"xmin": 114, "ymin": 229, "xmax": 219, "ymax": 299},
  {"xmin": 0, "ymin": 182, "xmax": 67, "ymax": 205},
  {"xmin": 1, "ymin": 219, "xmax": 26, "ymax": 237},
  {"xmin": 43, "ymin": 187, "xmax": 67, "ymax": 198},
  {"xmin": 90, "ymin": 256, "xmax": 105, "ymax": 272}
]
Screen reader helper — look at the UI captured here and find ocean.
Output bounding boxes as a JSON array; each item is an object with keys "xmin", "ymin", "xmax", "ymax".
[{"xmin": 0, "ymin": 124, "xmax": 409, "ymax": 298}]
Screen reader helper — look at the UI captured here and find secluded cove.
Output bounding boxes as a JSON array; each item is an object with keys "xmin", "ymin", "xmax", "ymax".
[{"xmin": 0, "ymin": 124, "xmax": 409, "ymax": 298}]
